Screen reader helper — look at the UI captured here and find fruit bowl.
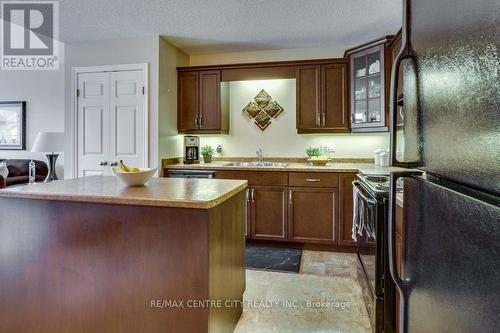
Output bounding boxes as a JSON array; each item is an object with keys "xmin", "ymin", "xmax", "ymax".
[
  {"xmin": 112, "ymin": 167, "xmax": 157, "ymax": 187},
  {"xmin": 307, "ymin": 158, "xmax": 332, "ymax": 166}
]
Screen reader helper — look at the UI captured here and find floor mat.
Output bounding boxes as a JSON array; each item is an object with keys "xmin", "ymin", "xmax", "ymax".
[{"xmin": 245, "ymin": 245, "xmax": 302, "ymax": 273}]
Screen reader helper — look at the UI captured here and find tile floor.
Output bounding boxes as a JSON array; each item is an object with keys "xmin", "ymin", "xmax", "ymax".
[{"xmin": 234, "ymin": 250, "xmax": 371, "ymax": 333}]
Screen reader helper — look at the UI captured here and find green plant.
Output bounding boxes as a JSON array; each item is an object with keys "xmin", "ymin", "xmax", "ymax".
[
  {"xmin": 306, "ymin": 146, "xmax": 321, "ymax": 157},
  {"xmin": 201, "ymin": 145, "xmax": 215, "ymax": 157}
]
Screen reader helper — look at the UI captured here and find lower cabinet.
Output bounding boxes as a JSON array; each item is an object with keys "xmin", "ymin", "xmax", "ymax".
[
  {"xmin": 249, "ymin": 186, "xmax": 288, "ymax": 241},
  {"xmin": 205, "ymin": 169, "xmax": 355, "ymax": 247},
  {"xmin": 289, "ymin": 187, "xmax": 338, "ymax": 244}
]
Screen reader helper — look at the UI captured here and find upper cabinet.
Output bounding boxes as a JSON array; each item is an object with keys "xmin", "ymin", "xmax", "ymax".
[
  {"xmin": 178, "ymin": 70, "xmax": 229, "ymax": 134},
  {"xmin": 296, "ymin": 60, "xmax": 350, "ymax": 133},
  {"xmin": 346, "ymin": 37, "xmax": 395, "ymax": 132}
]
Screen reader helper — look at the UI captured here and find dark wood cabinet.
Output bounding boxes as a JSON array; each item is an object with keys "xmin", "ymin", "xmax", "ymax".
[
  {"xmin": 178, "ymin": 71, "xmax": 199, "ymax": 132},
  {"xmin": 346, "ymin": 36, "xmax": 396, "ymax": 132},
  {"xmin": 250, "ymin": 186, "xmax": 288, "ymax": 241},
  {"xmin": 289, "ymin": 187, "xmax": 338, "ymax": 244},
  {"xmin": 177, "ymin": 70, "xmax": 228, "ymax": 134},
  {"xmin": 296, "ymin": 65, "xmax": 321, "ymax": 131},
  {"xmin": 167, "ymin": 168, "xmax": 357, "ymax": 249},
  {"xmin": 296, "ymin": 61, "xmax": 350, "ymax": 133},
  {"xmin": 338, "ymin": 173, "xmax": 357, "ymax": 246},
  {"xmin": 199, "ymin": 70, "xmax": 220, "ymax": 130},
  {"xmin": 322, "ymin": 63, "xmax": 350, "ymax": 130}
]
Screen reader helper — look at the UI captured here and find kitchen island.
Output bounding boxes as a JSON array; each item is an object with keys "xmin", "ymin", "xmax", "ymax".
[{"xmin": 0, "ymin": 176, "xmax": 247, "ymax": 333}]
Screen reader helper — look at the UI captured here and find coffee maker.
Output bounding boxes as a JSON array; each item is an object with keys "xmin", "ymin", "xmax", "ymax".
[{"xmin": 183, "ymin": 136, "xmax": 200, "ymax": 164}]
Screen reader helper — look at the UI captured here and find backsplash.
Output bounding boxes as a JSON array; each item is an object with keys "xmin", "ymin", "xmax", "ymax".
[{"xmin": 172, "ymin": 79, "xmax": 389, "ymax": 158}]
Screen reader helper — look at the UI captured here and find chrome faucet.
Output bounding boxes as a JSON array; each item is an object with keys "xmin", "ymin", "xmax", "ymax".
[{"xmin": 256, "ymin": 148, "xmax": 263, "ymax": 163}]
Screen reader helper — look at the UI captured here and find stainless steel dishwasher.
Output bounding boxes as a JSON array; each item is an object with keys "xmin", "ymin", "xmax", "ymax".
[{"xmin": 166, "ymin": 169, "xmax": 215, "ymax": 179}]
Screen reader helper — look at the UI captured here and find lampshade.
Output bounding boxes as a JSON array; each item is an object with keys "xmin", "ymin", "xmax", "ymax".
[{"xmin": 31, "ymin": 132, "xmax": 65, "ymax": 153}]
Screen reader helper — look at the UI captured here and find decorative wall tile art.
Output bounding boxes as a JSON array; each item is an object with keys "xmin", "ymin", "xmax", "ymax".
[{"xmin": 242, "ymin": 89, "xmax": 284, "ymax": 131}]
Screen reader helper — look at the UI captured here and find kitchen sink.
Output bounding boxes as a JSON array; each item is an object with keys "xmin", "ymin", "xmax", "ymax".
[{"xmin": 224, "ymin": 162, "xmax": 288, "ymax": 167}]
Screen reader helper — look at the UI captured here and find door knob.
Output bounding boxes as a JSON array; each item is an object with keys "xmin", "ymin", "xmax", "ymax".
[
  {"xmin": 110, "ymin": 161, "xmax": 119, "ymax": 167},
  {"xmin": 99, "ymin": 161, "xmax": 108, "ymax": 166}
]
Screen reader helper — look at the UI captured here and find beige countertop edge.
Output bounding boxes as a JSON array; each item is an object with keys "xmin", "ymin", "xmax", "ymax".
[
  {"xmin": 163, "ymin": 162, "xmax": 408, "ymax": 175},
  {"xmin": 0, "ymin": 180, "xmax": 249, "ymax": 210}
]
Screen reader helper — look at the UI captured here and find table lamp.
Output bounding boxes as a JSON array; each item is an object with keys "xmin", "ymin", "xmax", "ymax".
[{"xmin": 31, "ymin": 132, "xmax": 64, "ymax": 182}]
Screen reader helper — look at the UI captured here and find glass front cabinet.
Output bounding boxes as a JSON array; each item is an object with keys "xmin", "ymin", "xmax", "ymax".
[{"xmin": 347, "ymin": 42, "xmax": 388, "ymax": 132}]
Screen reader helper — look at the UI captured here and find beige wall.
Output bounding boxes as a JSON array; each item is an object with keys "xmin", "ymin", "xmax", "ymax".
[
  {"xmin": 193, "ymin": 79, "xmax": 389, "ymax": 159},
  {"xmin": 64, "ymin": 37, "xmax": 160, "ymax": 177},
  {"xmin": 189, "ymin": 46, "xmax": 345, "ymax": 66},
  {"xmin": 158, "ymin": 37, "xmax": 189, "ymax": 160}
]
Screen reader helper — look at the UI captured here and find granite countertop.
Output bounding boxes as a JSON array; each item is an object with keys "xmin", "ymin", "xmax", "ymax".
[
  {"xmin": 0, "ymin": 176, "xmax": 248, "ymax": 209},
  {"xmin": 164, "ymin": 161, "xmax": 409, "ymax": 175}
]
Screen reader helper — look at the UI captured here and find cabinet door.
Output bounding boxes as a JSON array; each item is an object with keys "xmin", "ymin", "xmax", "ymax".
[
  {"xmin": 321, "ymin": 63, "xmax": 349, "ymax": 131},
  {"xmin": 199, "ymin": 70, "xmax": 220, "ymax": 131},
  {"xmin": 350, "ymin": 44, "xmax": 386, "ymax": 131},
  {"xmin": 296, "ymin": 65, "xmax": 320, "ymax": 131},
  {"xmin": 178, "ymin": 71, "xmax": 199, "ymax": 132},
  {"xmin": 250, "ymin": 186, "xmax": 288, "ymax": 241},
  {"xmin": 289, "ymin": 187, "xmax": 338, "ymax": 244},
  {"xmin": 338, "ymin": 173, "xmax": 357, "ymax": 246}
]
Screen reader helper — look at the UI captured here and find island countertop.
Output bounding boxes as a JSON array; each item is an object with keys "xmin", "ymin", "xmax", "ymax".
[{"xmin": 0, "ymin": 175, "xmax": 248, "ymax": 209}]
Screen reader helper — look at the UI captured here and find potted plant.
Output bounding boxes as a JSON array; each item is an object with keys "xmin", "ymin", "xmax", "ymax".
[
  {"xmin": 201, "ymin": 145, "xmax": 215, "ymax": 163},
  {"xmin": 306, "ymin": 146, "xmax": 321, "ymax": 158}
]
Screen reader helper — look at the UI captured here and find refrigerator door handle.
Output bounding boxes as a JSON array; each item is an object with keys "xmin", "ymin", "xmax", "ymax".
[
  {"xmin": 389, "ymin": 0, "xmax": 419, "ymax": 169},
  {"xmin": 388, "ymin": 170, "xmax": 423, "ymax": 333}
]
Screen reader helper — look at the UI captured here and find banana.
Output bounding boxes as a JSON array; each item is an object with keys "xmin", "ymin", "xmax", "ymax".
[
  {"xmin": 118, "ymin": 160, "xmax": 142, "ymax": 173},
  {"xmin": 119, "ymin": 160, "xmax": 131, "ymax": 172}
]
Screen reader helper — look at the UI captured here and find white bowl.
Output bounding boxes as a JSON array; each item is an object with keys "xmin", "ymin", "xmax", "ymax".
[{"xmin": 112, "ymin": 168, "xmax": 157, "ymax": 187}]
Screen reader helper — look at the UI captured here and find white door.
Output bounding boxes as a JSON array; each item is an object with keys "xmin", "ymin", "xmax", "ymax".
[
  {"xmin": 77, "ymin": 70, "xmax": 146, "ymax": 177},
  {"xmin": 109, "ymin": 71, "xmax": 146, "ymax": 172}
]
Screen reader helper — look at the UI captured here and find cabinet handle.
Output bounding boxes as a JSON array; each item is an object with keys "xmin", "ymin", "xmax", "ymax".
[
  {"xmin": 251, "ymin": 188, "xmax": 255, "ymax": 202},
  {"xmin": 245, "ymin": 188, "xmax": 250, "ymax": 203},
  {"xmin": 305, "ymin": 178, "xmax": 321, "ymax": 182},
  {"xmin": 321, "ymin": 113, "xmax": 326, "ymax": 127},
  {"xmin": 99, "ymin": 161, "xmax": 108, "ymax": 166},
  {"xmin": 316, "ymin": 113, "xmax": 320, "ymax": 126},
  {"xmin": 194, "ymin": 115, "xmax": 198, "ymax": 127},
  {"xmin": 289, "ymin": 190, "xmax": 292, "ymax": 205},
  {"xmin": 199, "ymin": 114, "xmax": 203, "ymax": 127},
  {"xmin": 110, "ymin": 161, "xmax": 118, "ymax": 167}
]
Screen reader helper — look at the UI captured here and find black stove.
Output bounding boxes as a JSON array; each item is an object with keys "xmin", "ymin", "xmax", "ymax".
[
  {"xmin": 357, "ymin": 173, "xmax": 403, "ymax": 197},
  {"xmin": 353, "ymin": 173, "xmax": 397, "ymax": 333}
]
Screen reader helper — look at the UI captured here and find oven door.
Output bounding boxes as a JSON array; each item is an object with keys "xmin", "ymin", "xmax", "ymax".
[{"xmin": 353, "ymin": 181, "xmax": 384, "ymax": 297}]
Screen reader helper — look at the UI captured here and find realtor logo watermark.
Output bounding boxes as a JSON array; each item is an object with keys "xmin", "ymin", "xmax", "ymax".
[{"xmin": 1, "ymin": 1, "xmax": 59, "ymax": 70}]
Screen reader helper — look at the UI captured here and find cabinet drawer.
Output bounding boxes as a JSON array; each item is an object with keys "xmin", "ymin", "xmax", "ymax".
[
  {"xmin": 215, "ymin": 170, "xmax": 288, "ymax": 186},
  {"xmin": 289, "ymin": 172, "xmax": 338, "ymax": 188}
]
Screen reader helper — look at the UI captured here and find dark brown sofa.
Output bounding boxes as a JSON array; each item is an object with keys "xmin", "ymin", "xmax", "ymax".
[{"xmin": 0, "ymin": 159, "xmax": 48, "ymax": 189}]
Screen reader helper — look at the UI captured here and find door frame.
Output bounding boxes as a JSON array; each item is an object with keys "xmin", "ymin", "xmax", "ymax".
[{"xmin": 71, "ymin": 63, "xmax": 149, "ymax": 178}]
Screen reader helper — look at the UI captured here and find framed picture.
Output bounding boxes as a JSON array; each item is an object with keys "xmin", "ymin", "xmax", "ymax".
[{"xmin": 0, "ymin": 101, "xmax": 26, "ymax": 150}]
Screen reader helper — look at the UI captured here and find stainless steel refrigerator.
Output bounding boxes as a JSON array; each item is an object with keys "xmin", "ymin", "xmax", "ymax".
[{"xmin": 388, "ymin": 0, "xmax": 500, "ymax": 332}]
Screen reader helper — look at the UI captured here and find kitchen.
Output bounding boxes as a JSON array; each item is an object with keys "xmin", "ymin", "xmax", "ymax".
[
  {"xmin": 0, "ymin": 0, "xmax": 498, "ymax": 333},
  {"xmin": 165, "ymin": 0, "xmax": 499, "ymax": 331},
  {"xmin": 163, "ymin": 31, "xmax": 404, "ymax": 333}
]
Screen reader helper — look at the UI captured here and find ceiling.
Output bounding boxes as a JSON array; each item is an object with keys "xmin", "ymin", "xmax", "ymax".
[{"xmin": 60, "ymin": 0, "xmax": 402, "ymax": 55}]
